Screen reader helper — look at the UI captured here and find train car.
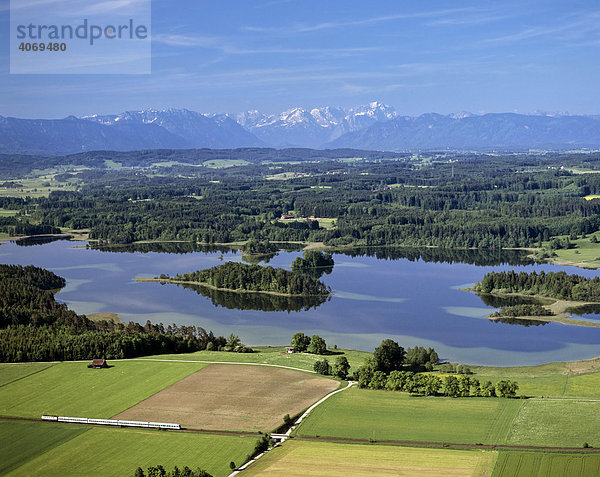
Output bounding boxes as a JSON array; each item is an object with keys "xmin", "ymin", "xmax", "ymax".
[
  {"xmin": 41, "ymin": 415, "xmax": 58, "ymax": 421},
  {"xmin": 149, "ymin": 422, "xmax": 181, "ymax": 430},
  {"xmin": 117, "ymin": 420, "xmax": 150, "ymax": 428},
  {"xmin": 58, "ymin": 416, "xmax": 88, "ymax": 424},
  {"xmin": 87, "ymin": 418, "xmax": 119, "ymax": 426}
]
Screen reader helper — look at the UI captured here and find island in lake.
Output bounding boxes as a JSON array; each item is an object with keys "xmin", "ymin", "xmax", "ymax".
[
  {"xmin": 471, "ymin": 270, "xmax": 600, "ymax": 328},
  {"xmin": 137, "ymin": 261, "xmax": 332, "ymax": 298}
]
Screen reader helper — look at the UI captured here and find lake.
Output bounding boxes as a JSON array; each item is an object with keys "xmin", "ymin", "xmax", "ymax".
[{"xmin": 2, "ymin": 239, "xmax": 600, "ymax": 366}]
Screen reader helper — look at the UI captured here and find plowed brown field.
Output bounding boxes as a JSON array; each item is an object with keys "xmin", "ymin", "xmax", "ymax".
[{"xmin": 113, "ymin": 364, "xmax": 339, "ymax": 432}]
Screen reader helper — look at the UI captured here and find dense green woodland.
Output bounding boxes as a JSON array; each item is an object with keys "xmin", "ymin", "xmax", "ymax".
[
  {"xmin": 474, "ymin": 270, "xmax": 600, "ymax": 301},
  {"xmin": 174, "ymin": 262, "xmax": 331, "ymax": 296},
  {"xmin": 4, "ymin": 151, "xmax": 600, "ymax": 249},
  {"xmin": 0, "ymin": 264, "xmax": 233, "ymax": 362}
]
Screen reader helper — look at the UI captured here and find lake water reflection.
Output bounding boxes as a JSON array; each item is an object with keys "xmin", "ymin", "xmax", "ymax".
[{"xmin": 2, "ymin": 239, "xmax": 600, "ymax": 366}]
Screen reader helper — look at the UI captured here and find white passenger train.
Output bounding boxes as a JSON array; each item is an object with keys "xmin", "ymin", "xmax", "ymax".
[{"xmin": 41, "ymin": 415, "xmax": 180, "ymax": 430}]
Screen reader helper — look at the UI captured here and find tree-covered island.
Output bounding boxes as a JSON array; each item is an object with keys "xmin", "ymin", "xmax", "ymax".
[
  {"xmin": 471, "ymin": 270, "xmax": 600, "ymax": 327},
  {"xmin": 143, "ymin": 261, "xmax": 331, "ymax": 296}
]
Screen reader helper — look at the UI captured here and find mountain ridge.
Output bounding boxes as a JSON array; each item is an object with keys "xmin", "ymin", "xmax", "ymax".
[{"xmin": 1, "ymin": 103, "xmax": 600, "ymax": 155}]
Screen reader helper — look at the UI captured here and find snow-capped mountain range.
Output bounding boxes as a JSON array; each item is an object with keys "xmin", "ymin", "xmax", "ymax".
[
  {"xmin": 1, "ymin": 102, "xmax": 600, "ymax": 155},
  {"xmin": 233, "ymin": 101, "xmax": 397, "ymax": 147}
]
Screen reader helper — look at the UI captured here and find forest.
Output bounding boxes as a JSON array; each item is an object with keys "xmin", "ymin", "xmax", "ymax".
[
  {"xmin": 4, "ymin": 150, "xmax": 600, "ymax": 252},
  {"xmin": 173, "ymin": 262, "xmax": 331, "ymax": 296},
  {"xmin": 474, "ymin": 270, "xmax": 600, "ymax": 301},
  {"xmin": 0, "ymin": 264, "xmax": 237, "ymax": 362}
]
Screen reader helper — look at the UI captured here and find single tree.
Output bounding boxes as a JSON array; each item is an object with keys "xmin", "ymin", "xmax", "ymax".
[
  {"xmin": 313, "ymin": 358, "xmax": 331, "ymax": 375},
  {"xmin": 308, "ymin": 334, "xmax": 327, "ymax": 354},
  {"xmin": 332, "ymin": 356, "xmax": 350, "ymax": 379},
  {"xmin": 226, "ymin": 333, "xmax": 241, "ymax": 350},
  {"xmin": 373, "ymin": 339, "xmax": 405, "ymax": 373},
  {"xmin": 444, "ymin": 375, "xmax": 460, "ymax": 397},
  {"xmin": 290, "ymin": 332, "xmax": 311, "ymax": 352},
  {"xmin": 369, "ymin": 370, "xmax": 387, "ymax": 390}
]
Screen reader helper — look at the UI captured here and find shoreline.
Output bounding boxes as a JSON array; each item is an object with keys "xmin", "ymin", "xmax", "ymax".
[
  {"xmin": 2, "ymin": 232, "xmax": 595, "ymax": 271},
  {"xmin": 464, "ymin": 288, "xmax": 600, "ymax": 328}
]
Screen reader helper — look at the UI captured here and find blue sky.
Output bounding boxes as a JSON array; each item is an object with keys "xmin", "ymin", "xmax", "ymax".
[{"xmin": 1, "ymin": 0, "xmax": 599, "ymax": 118}]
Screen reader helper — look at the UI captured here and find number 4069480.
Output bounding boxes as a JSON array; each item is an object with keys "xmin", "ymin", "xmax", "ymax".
[{"xmin": 18, "ymin": 42, "xmax": 66, "ymax": 52}]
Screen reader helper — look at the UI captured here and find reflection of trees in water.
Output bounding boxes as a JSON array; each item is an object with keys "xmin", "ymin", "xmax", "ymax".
[
  {"xmin": 296, "ymin": 266, "xmax": 333, "ymax": 280},
  {"xmin": 565, "ymin": 304, "xmax": 600, "ymax": 316},
  {"xmin": 15, "ymin": 236, "xmax": 71, "ymax": 246},
  {"xmin": 242, "ymin": 252, "xmax": 276, "ymax": 265},
  {"xmin": 91, "ymin": 242, "xmax": 236, "ymax": 255},
  {"xmin": 178, "ymin": 283, "xmax": 330, "ymax": 312},
  {"xmin": 490, "ymin": 317, "xmax": 548, "ymax": 327},
  {"xmin": 477, "ymin": 294, "xmax": 546, "ymax": 308},
  {"xmin": 338, "ymin": 247, "xmax": 532, "ymax": 266},
  {"xmin": 478, "ymin": 294, "xmax": 550, "ymax": 326}
]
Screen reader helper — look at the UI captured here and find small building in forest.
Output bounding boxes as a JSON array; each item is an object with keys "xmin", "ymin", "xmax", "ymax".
[
  {"xmin": 88, "ymin": 359, "xmax": 108, "ymax": 368},
  {"xmin": 286, "ymin": 347, "xmax": 296, "ymax": 354}
]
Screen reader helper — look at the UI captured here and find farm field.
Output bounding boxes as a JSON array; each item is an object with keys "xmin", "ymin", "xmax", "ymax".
[
  {"xmin": 540, "ymin": 235, "xmax": 600, "ymax": 268},
  {"xmin": 0, "ymin": 420, "xmax": 89, "ymax": 475},
  {"xmin": 4, "ymin": 421, "xmax": 256, "ymax": 477},
  {"xmin": 468, "ymin": 357, "xmax": 600, "ymax": 399},
  {"xmin": 293, "ymin": 387, "xmax": 522, "ymax": 445},
  {"xmin": 0, "ymin": 175, "xmax": 77, "ymax": 198},
  {"xmin": 246, "ymin": 440, "xmax": 497, "ymax": 476},
  {"xmin": 0, "ymin": 361, "xmax": 206, "ymax": 419},
  {"xmin": 0, "ymin": 363, "xmax": 53, "ymax": 387},
  {"xmin": 139, "ymin": 346, "xmax": 370, "ymax": 374},
  {"xmin": 506, "ymin": 399, "xmax": 600, "ymax": 447},
  {"xmin": 491, "ymin": 451, "xmax": 600, "ymax": 477},
  {"xmin": 115, "ymin": 364, "xmax": 339, "ymax": 432}
]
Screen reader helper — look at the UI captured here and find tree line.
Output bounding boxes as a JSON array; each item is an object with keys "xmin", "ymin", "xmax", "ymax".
[{"xmin": 0, "ymin": 264, "xmax": 248, "ymax": 362}]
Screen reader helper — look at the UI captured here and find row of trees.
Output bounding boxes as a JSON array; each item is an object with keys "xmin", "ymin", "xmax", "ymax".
[
  {"xmin": 474, "ymin": 270, "xmax": 600, "ymax": 302},
  {"xmin": 313, "ymin": 356, "xmax": 351, "ymax": 379},
  {"xmin": 134, "ymin": 467, "xmax": 211, "ymax": 477},
  {"xmin": 175, "ymin": 262, "xmax": 331, "ymax": 296},
  {"xmin": 357, "ymin": 370, "xmax": 519, "ymax": 398}
]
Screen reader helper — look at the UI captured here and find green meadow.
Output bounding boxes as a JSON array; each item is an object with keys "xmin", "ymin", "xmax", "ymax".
[
  {"xmin": 0, "ymin": 361, "xmax": 206, "ymax": 419},
  {"xmin": 506, "ymin": 399, "xmax": 600, "ymax": 447},
  {"xmin": 0, "ymin": 421, "xmax": 89, "ymax": 475},
  {"xmin": 139, "ymin": 346, "xmax": 370, "ymax": 375},
  {"xmin": 2, "ymin": 421, "xmax": 256, "ymax": 477},
  {"xmin": 293, "ymin": 387, "xmax": 523, "ymax": 445},
  {"xmin": 492, "ymin": 451, "xmax": 600, "ymax": 477},
  {"xmin": 0, "ymin": 363, "xmax": 53, "ymax": 387}
]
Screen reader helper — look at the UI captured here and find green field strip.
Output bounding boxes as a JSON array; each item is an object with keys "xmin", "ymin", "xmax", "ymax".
[
  {"xmin": 0, "ymin": 420, "xmax": 90, "ymax": 475},
  {"xmin": 293, "ymin": 387, "xmax": 513, "ymax": 445},
  {"xmin": 138, "ymin": 347, "xmax": 370, "ymax": 373},
  {"xmin": 492, "ymin": 451, "xmax": 600, "ymax": 477},
  {"xmin": 506, "ymin": 399, "xmax": 600, "ymax": 447},
  {"xmin": 0, "ymin": 363, "xmax": 55, "ymax": 388},
  {"xmin": 6, "ymin": 425, "xmax": 257, "ymax": 477},
  {"xmin": 564, "ymin": 372, "xmax": 600, "ymax": 399},
  {"xmin": 246, "ymin": 439, "xmax": 497, "ymax": 477},
  {"xmin": 485, "ymin": 399, "xmax": 524, "ymax": 444},
  {"xmin": 0, "ymin": 361, "xmax": 207, "ymax": 419}
]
